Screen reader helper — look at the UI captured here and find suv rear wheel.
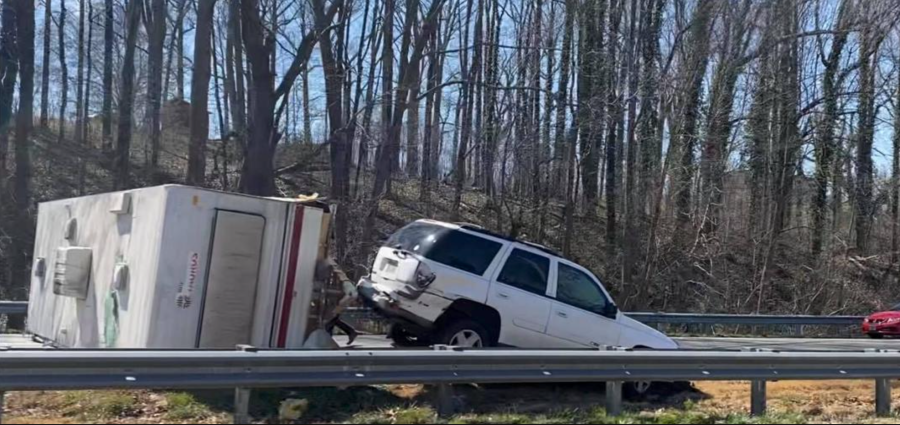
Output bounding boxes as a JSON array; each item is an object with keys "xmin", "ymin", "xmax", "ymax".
[{"xmin": 437, "ymin": 319, "xmax": 492, "ymax": 348}]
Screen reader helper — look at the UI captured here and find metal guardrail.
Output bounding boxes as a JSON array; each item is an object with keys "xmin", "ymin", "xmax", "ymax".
[
  {"xmin": 0, "ymin": 302, "xmax": 26, "ymax": 316},
  {"xmin": 0, "ymin": 346, "xmax": 898, "ymax": 422},
  {"xmin": 343, "ymin": 308, "xmax": 866, "ymax": 336},
  {"xmin": 629, "ymin": 312, "xmax": 864, "ymax": 327},
  {"xmin": 3, "ymin": 303, "xmax": 867, "ymax": 331}
]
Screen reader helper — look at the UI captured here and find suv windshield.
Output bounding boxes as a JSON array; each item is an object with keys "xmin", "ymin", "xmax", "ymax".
[{"xmin": 385, "ymin": 222, "xmax": 503, "ymax": 276}]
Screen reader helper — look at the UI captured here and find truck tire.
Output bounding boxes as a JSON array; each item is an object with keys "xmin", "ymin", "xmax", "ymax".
[
  {"xmin": 388, "ymin": 324, "xmax": 422, "ymax": 347},
  {"xmin": 437, "ymin": 319, "xmax": 492, "ymax": 348}
]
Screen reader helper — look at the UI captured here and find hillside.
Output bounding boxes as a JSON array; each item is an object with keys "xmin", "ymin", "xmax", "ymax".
[{"xmin": 5, "ymin": 125, "xmax": 896, "ymax": 317}]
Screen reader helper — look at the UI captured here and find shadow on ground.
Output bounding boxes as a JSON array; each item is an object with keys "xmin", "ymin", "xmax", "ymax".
[{"xmin": 180, "ymin": 382, "xmax": 708, "ymax": 423}]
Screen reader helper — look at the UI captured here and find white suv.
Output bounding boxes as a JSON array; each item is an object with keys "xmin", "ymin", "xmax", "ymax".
[{"xmin": 358, "ymin": 220, "xmax": 677, "ymax": 351}]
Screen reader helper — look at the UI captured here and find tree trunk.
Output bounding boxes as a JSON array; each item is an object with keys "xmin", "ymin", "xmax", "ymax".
[
  {"xmin": 672, "ymin": 0, "xmax": 713, "ymax": 233},
  {"xmin": 811, "ymin": 0, "xmax": 849, "ymax": 257},
  {"xmin": 421, "ymin": 28, "xmax": 438, "ymax": 208},
  {"xmin": 622, "ymin": 0, "xmax": 639, "ymax": 290},
  {"xmin": 12, "ymin": 0, "xmax": 36, "ymax": 303},
  {"xmin": 232, "ymin": 0, "xmax": 246, "ymax": 138},
  {"xmin": 354, "ymin": 0, "xmax": 381, "ymax": 189},
  {"xmin": 893, "ymin": 63, "xmax": 900, "ymax": 265},
  {"xmin": 405, "ymin": 66, "xmax": 420, "ymax": 177},
  {"xmin": 39, "ymin": 0, "xmax": 51, "ymax": 128},
  {"xmin": 0, "ymin": 0, "xmax": 18, "ymax": 215},
  {"xmin": 452, "ymin": 0, "xmax": 474, "ymax": 219},
  {"xmin": 605, "ymin": 0, "xmax": 622, "ymax": 253},
  {"xmin": 310, "ymin": 0, "xmax": 349, "ymax": 258},
  {"xmin": 83, "ymin": 1, "xmax": 94, "ymax": 150},
  {"xmin": 554, "ymin": 0, "xmax": 574, "ymax": 198},
  {"xmin": 700, "ymin": 0, "xmax": 751, "ymax": 235},
  {"xmin": 482, "ymin": 0, "xmax": 499, "ymax": 198},
  {"xmin": 636, "ymin": 0, "xmax": 663, "ymax": 222},
  {"xmin": 226, "ymin": 0, "xmax": 245, "ymax": 138},
  {"xmin": 177, "ymin": 11, "xmax": 185, "ymax": 100},
  {"xmin": 187, "ymin": 0, "xmax": 217, "ymax": 186},
  {"xmin": 240, "ymin": 0, "xmax": 277, "ymax": 195},
  {"xmin": 213, "ymin": 22, "xmax": 229, "ymax": 189},
  {"xmin": 580, "ymin": 0, "xmax": 606, "ymax": 210},
  {"xmin": 102, "ymin": 0, "xmax": 113, "ymax": 149},
  {"xmin": 114, "ymin": 0, "xmax": 143, "ymax": 189},
  {"xmin": 146, "ymin": 0, "xmax": 167, "ymax": 180},
  {"xmin": 371, "ymin": 0, "xmax": 394, "ymax": 199},
  {"xmin": 74, "ymin": 0, "xmax": 86, "ymax": 147},
  {"xmin": 57, "ymin": 0, "xmax": 69, "ymax": 142},
  {"xmin": 855, "ymin": 6, "xmax": 876, "ymax": 254}
]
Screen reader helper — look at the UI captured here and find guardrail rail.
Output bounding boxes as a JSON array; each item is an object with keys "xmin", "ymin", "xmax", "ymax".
[
  {"xmin": 342, "ymin": 308, "xmax": 866, "ymax": 337},
  {"xmin": 0, "ymin": 302, "xmax": 26, "ymax": 317},
  {"xmin": 0, "ymin": 346, "xmax": 898, "ymax": 423}
]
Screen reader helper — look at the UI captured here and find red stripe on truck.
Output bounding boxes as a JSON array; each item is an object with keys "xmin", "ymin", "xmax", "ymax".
[{"xmin": 277, "ymin": 206, "xmax": 305, "ymax": 348}]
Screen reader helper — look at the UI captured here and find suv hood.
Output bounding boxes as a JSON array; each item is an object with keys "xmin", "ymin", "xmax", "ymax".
[
  {"xmin": 618, "ymin": 314, "xmax": 679, "ymax": 350},
  {"xmin": 868, "ymin": 311, "xmax": 900, "ymax": 321}
]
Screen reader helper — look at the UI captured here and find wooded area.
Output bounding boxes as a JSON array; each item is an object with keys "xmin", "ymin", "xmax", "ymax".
[{"xmin": 1, "ymin": 0, "xmax": 900, "ymax": 315}]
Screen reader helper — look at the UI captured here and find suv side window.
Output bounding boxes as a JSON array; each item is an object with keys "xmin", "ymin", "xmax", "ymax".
[
  {"xmin": 426, "ymin": 231, "xmax": 502, "ymax": 275},
  {"xmin": 556, "ymin": 263, "xmax": 610, "ymax": 315},
  {"xmin": 497, "ymin": 248, "xmax": 550, "ymax": 296}
]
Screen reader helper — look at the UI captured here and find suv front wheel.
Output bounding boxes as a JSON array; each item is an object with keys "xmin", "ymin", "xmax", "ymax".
[{"xmin": 437, "ymin": 319, "xmax": 492, "ymax": 348}]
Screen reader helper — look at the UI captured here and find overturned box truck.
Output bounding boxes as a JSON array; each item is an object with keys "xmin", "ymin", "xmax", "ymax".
[{"xmin": 27, "ymin": 185, "xmax": 345, "ymax": 349}]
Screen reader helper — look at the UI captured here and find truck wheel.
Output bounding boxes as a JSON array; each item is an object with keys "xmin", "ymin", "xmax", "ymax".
[
  {"xmin": 437, "ymin": 319, "xmax": 492, "ymax": 348},
  {"xmin": 624, "ymin": 381, "xmax": 654, "ymax": 399},
  {"xmin": 388, "ymin": 324, "xmax": 420, "ymax": 347}
]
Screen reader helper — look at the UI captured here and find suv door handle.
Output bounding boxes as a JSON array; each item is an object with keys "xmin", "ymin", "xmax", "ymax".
[
  {"xmin": 557, "ymin": 311, "xmax": 568, "ymax": 318},
  {"xmin": 497, "ymin": 292, "xmax": 510, "ymax": 299}
]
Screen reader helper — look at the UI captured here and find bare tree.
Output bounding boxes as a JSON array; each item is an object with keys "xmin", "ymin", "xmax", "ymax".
[
  {"xmin": 102, "ymin": 0, "xmax": 114, "ymax": 149},
  {"xmin": 147, "ymin": 0, "xmax": 168, "ymax": 179},
  {"xmin": 672, "ymin": 0, "xmax": 713, "ymax": 233},
  {"xmin": 187, "ymin": 0, "xmax": 218, "ymax": 185},
  {"xmin": 811, "ymin": 0, "xmax": 850, "ymax": 257},
  {"xmin": 0, "ymin": 0, "xmax": 18, "ymax": 213},
  {"xmin": 40, "ymin": 0, "xmax": 51, "ymax": 128},
  {"xmin": 114, "ymin": 0, "xmax": 144, "ymax": 189},
  {"xmin": 855, "ymin": 2, "xmax": 877, "ymax": 253},
  {"xmin": 57, "ymin": 0, "xmax": 68, "ymax": 142}
]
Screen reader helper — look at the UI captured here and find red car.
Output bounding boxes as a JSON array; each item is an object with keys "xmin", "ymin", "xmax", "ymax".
[{"xmin": 864, "ymin": 304, "xmax": 900, "ymax": 338}]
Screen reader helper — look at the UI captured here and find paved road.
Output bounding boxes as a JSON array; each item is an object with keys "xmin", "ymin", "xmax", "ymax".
[
  {"xmin": 334, "ymin": 334, "xmax": 900, "ymax": 352},
  {"xmin": 5, "ymin": 333, "xmax": 898, "ymax": 351},
  {"xmin": 0, "ymin": 334, "xmax": 43, "ymax": 349}
]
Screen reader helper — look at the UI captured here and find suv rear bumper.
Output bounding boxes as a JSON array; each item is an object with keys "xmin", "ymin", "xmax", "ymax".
[{"xmin": 357, "ymin": 278, "xmax": 435, "ymax": 333}]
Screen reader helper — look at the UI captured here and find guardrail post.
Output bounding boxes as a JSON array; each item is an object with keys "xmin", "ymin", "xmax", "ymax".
[
  {"xmin": 876, "ymin": 379, "xmax": 892, "ymax": 417},
  {"xmin": 234, "ymin": 345, "xmax": 256, "ymax": 425},
  {"xmin": 750, "ymin": 380, "xmax": 766, "ymax": 416},
  {"xmin": 433, "ymin": 345, "xmax": 455, "ymax": 417},
  {"xmin": 606, "ymin": 381, "xmax": 623, "ymax": 417},
  {"xmin": 234, "ymin": 388, "xmax": 251, "ymax": 425}
]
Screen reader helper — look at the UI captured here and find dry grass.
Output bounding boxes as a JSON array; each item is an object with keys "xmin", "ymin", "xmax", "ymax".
[
  {"xmin": 4, "ymin": 381, "xmax": 900, "ymax": 424},
  {"xmin": 692, "ymin": 381, "xmax": 900, "ymax": 424}
]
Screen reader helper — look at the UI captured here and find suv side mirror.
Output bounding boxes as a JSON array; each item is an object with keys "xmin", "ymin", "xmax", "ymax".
[{"xmin": 603, "ymin": 304, "xmax": 619, "ymax": 319}]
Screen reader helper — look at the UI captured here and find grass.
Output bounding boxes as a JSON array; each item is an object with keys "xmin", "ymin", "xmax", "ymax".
[
  {"xmin": 343, "ymin": 405, "xmax": 808, "ymax": 425},
  {"xmin": 4, "ymin": 381, "xmax": 899, "ymax": 424},
  {"xmin": 163, "ymin": 392, "xmax": 212, "ymax": 421}
]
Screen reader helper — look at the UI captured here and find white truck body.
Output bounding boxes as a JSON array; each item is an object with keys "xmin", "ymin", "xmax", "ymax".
[{"xmin": 27, "ymin": 185, "xmax": 329, "ymax": 349}]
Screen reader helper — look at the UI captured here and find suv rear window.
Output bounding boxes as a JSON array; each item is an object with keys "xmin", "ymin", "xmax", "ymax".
[{"xmin": 385, "ymin": 222, "xmax": 503, "ymax": 276}]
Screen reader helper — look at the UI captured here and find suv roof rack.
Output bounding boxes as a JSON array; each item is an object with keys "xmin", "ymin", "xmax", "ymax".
[{"xmin": 459, "ymin": 224, "xmax": 563, "ymax": 258}]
